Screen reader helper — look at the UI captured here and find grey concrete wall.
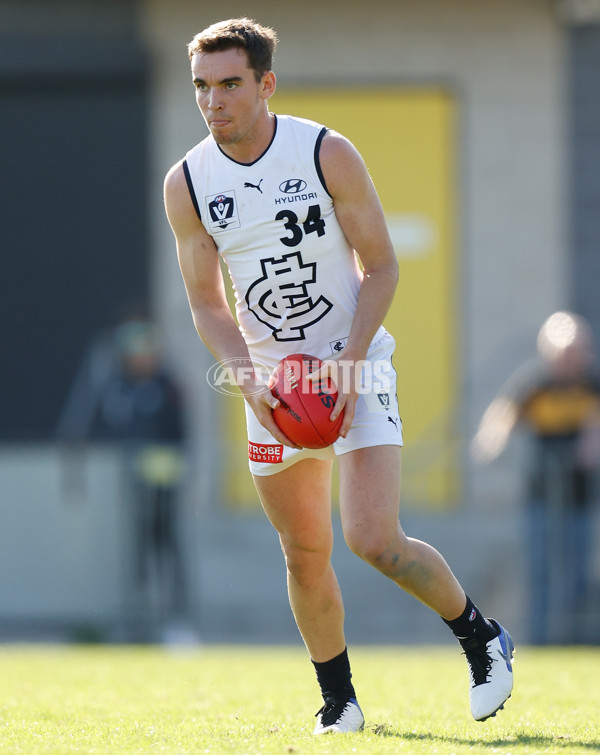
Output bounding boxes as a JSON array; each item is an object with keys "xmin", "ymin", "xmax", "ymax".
[
  {"xmin": 570, "ymin": 25, "xmax": 600, "ymax": 329},
  {"xmin": 0, "ymin": 446, "xmax": 528, "ymax": 644},
  {"xmin": 0, "ymin": 447, "xmax": 127, "ymax": 637}
]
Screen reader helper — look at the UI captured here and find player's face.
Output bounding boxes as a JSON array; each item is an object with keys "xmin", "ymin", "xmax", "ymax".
[{"xmin": 191, "ymin": 47, "xmax": 274, "ymax": 149}]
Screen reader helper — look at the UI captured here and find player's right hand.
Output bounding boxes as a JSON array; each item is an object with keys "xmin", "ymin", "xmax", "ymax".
[{"xmin": 243, "ymin": 383, "xmax": 301, "ymax": 449}]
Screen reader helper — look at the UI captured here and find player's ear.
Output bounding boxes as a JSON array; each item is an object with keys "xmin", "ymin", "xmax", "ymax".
[{"xmin": 260, "ymin": 70, "xmax": 276, "ymax": 100}]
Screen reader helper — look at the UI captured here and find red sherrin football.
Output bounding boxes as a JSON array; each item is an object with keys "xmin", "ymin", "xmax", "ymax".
[{"xmin": 271, "ymin": 353, "xmax": 344, "ymax": 449}]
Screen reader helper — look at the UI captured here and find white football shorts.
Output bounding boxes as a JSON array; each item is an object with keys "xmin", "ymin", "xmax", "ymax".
[{"xmin": 246, "ymin": 331, "xmax": 403, "ymax": 476}]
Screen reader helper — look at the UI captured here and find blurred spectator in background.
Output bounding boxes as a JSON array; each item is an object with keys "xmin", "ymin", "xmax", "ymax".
[
  {"xmin": 56, "ymin": 306, "xmax": 190, "ymax": 642},
  {"xmin": 472, "ymin": 311, "xmax": 600, "ymax": 644}
]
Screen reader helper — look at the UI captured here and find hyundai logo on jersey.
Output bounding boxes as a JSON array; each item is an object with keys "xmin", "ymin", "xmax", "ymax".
[{"xmin": 279, "ymin": 178, "xmax": 307, "ymax": 194}]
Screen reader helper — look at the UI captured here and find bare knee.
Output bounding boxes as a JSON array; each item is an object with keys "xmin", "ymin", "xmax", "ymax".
[
  {"xmin": 345, "ymin": 527, "xmax": 417, "ymax": 582},
  {"xmin": 279, "ymin": 535, "xmax": 332, "ymax": 587}
]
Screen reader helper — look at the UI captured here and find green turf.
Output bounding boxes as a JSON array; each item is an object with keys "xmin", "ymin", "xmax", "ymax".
[{"xmin": 0, "ymin": 644, "xmax": 598, "ymax": 753}]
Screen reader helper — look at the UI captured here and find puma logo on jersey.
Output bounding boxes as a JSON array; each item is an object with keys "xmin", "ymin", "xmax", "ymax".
[{"xmin": 244, "ymin": 179, "xmax": 263, "ymax": 194}]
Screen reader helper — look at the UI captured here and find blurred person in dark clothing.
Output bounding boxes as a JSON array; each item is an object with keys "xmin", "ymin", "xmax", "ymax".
[
  {"xmin": 472, "ymin": 311, "xmax": 600, "ymax": 644},
  {"xmin": 57, "ymin": 310, "xmax": 189, "ymax": 639}
]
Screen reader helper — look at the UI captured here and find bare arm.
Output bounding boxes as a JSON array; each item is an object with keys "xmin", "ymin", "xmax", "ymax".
[
  {"xmin": 163, "ymin": 161, "xmax": 297, "ymax": 447},
  {"xmin": 313, "ymin": 131, "xmax": 399, "ymax": 436}
]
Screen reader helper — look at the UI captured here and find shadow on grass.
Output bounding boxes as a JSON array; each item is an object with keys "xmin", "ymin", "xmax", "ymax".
[{"xmin": 367, "ymin": 724, "xmax": 600, "ymax": 750}]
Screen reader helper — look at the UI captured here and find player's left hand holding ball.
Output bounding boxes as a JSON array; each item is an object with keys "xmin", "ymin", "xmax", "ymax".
[{"xmin": 305, "ymin": 355, "xmax": 358, "ymax": 439}]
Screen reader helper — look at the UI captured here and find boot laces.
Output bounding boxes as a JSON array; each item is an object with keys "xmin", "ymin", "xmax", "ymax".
[
  {"xmin": 315, "ymin": 698, "xmax": 353, "ymax": 727},
  {"xmin": 462, "ymin": 637, "xmax": 493, "ymax": 687}
]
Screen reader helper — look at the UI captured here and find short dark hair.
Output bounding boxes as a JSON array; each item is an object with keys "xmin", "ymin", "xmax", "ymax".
[{"xmin": 188, "ymin": 18, "xmax": 278, "ymax": 82}]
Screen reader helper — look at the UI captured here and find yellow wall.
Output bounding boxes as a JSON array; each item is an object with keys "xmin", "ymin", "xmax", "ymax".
[{"xmin": 224, "ymin": 88, "xmax": 460, "ymax": 509}]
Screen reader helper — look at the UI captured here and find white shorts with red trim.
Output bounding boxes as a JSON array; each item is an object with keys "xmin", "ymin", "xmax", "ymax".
[{"xmin": 245, "ymin": 331, "xmax": 403, "ymax": 477}]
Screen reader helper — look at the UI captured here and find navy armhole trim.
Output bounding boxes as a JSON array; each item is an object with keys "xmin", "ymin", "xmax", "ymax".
[
  {"xmin": 314, "ymin": 127, "xmax": 331, "ymax": 197},
  {"xmin": 182, "ymin": 159, "xmax": 202, "ymax": 222}
]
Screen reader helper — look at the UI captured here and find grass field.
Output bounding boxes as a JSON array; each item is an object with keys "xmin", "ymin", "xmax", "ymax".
[{"xmin": 0, "ymin": 644, "xmax": 599, "ymax": 754}]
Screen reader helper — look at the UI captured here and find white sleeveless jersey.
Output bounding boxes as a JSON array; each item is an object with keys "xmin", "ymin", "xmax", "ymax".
[{"xmin": 184, "ymin": 114, "xmax": 386, "ymax": 368}]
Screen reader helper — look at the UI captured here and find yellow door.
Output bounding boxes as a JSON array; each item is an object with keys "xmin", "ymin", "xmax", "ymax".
[{"xmin": 220, "ymin": 88, "xmax": 460, "ymax": 510}]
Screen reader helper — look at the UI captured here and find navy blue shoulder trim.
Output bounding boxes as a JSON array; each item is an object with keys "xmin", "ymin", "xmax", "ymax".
[
  {"xmin": 182, "ymin": 159, "xmax": 202, "ymax": 222},
  {"xmin": 314, "ymin": 127, "xmax": 331, "ymax": 197}
]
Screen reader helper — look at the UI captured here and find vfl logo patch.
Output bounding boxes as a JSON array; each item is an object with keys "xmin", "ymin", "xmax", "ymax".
[
  {"xmin": 246, "ymin": 251, "xmax": 333, "ymax": 342},
  {"xmin": 206, "ymin": 190, "xmax": 241, "ymax": 233},
  {"xmin": 248, "ymin": 442, "xmax": 283, "ymax": 463},
  {"xmin": 378, "ymin": 392, "xmax": 390, "ymax": 408}
]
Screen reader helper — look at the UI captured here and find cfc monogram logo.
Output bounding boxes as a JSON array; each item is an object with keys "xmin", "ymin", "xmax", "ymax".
[{"xmin": 245, "ymin": 251, "xmax": 333, "ymax": 341}]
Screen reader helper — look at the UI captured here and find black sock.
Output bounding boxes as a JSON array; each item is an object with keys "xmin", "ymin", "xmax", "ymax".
[
  {"xmin": 442, "ymin": 595, "xmax": 498, "ymax": 644},
  {"xmin": 312, "ymin": 647, "xmax": 356, "ymax": 703}
]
